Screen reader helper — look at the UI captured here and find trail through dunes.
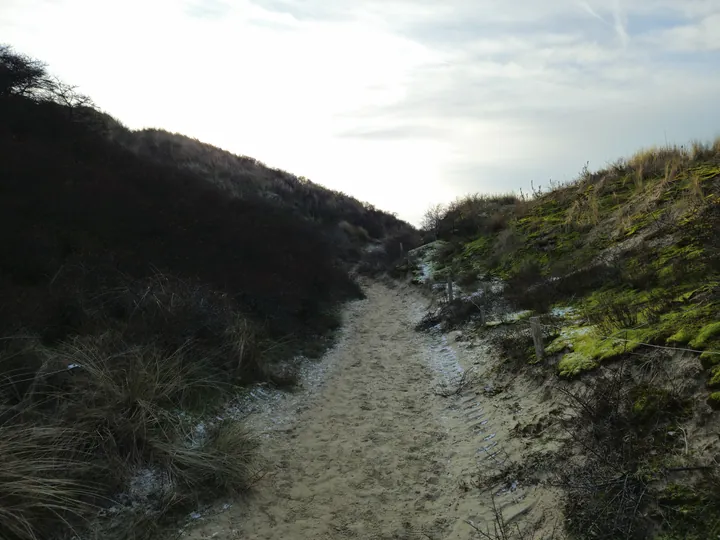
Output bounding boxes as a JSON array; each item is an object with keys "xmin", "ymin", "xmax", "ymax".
[{"xmin": 182, "ymin": 282, "xmax": 561, "ymax": 540}]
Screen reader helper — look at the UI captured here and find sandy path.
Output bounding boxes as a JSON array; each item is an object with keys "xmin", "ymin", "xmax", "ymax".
[{"xmin": 182, "ymin": 282, "xmax": 560, "ymax": 540}]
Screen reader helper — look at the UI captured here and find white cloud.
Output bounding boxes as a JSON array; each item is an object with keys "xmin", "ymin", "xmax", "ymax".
[
  {"xmin": 1, "ymin": 0, "xmax": 719, "ymax": 225},
  {"xmin": 643, "ymin": 13, "xmax": 720, "ymax": 51}
]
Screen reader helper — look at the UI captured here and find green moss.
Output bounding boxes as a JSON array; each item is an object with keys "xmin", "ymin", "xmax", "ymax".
[
  {"xmin": 633, "ymin": 394, "xmax": 650, "ymax": 414},
  {"xmin": 656, "ymin": 478, "xmax": 720, "ymax": 540},
  {"xmin": 582, "ymin": 287, "xmax": 655, "ymax": 312},
  {"xmin": 688, "ymin": 164, "xmax": 720, "ymax": 182},
  {"xmin": 550, "ymin": 325, "xmax": 641, "ymax": 374},
  {"xmin": 631, "ymin": 387, "xmax": 674, "ymax": 420},
  {"xmin": 674, "ymin": 288, "xmax": 703, "ymax": 303},
  {"xmin": 707, "ymin": 392, "xmax": 720, "ymax": 410},
  {"xmin": 575, "ymin": 278, "xmax": 720, "ymax": 365},
  {"xmin": 667, "ymin": 327, "xmax": 694, "ymax": 345},
  {"xmin": 656, "ymin": 242, "xmax": 705, "ymax": 268},
  {"xmin": 709, "ymin": 365, "xmax": 720, "ymax": 388},
  {"xmin": 659, "ymin": 483, "xmax": 700, "ymax": 505},
  {"xmin": 587, "ymin": 331, "xmax": 636, "ymax": 360},
  {"xmin": 689, "ymin": 321, "xmax": 720, "ymax": 349},
  {"xmin": 549, "ymin": 323, "xmax": 665, "ymax": 377},
  {"xmin": 700, "ymin": 349, "xmax": 720, "ymax": 370},
  {"xmin": 657, "ymin": 265, "xmax": 675, "ymax": 282},
  {"xmin": 546, "ymin": 326, "xmax": 589, "ymax": 354},
  {"xmin": 655, "ymin": 304, "xmax": 717, "ymax": 347},
  {"xmin": 625, "ymin": 208, "xmax": 665, "ymax": 237},
  {"xmin": 462, "ymin": 236, "xmax": 493, "ymax": 259},
  {"xmin": 557, "ymin": 352, "xmax": 598, "ymax": 377}
]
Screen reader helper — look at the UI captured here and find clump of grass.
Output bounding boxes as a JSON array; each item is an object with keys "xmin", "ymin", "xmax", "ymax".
[
  {"xmin": 688, "ymin": 171, "xmax": 705, "ymax": 203},
  {"xmin": 84, "ymin": 421, "xmax": 259, "ymax": 540},
  {"xmin": 627, "ymin": 145, "xmax": 690, "ymax": 185},
  {"xmin": 634, "ymin": 161, "xmax": 645, "ymax": 190},
  {"xmin": 0, "ymin": 276, "xmax": 267, "ymax": 540},
  {"xmin": 153, "ymin": 419, "xmax": 260, "ymax": 494},
  {"xmin": 690, "ymin": 137, "xmax": 720, "ymax": 161},
  {"xmin": 565, "ymin": 185, "xmax": 600, "ymax": 228},
  {"xmin": 0, "ymin": 422, "xmax": 99, "ymax": 540},
  {"xmin": 56, "ymin": 330, "xmax": 262, "ymax": 478}
]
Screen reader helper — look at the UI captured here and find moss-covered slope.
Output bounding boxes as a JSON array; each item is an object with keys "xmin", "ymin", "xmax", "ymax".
[{"xmin": 427, "ymin": 141, "xmax": 720, "ymax": 383}]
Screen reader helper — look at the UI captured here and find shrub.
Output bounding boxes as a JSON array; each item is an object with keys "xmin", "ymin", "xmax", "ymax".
[
  {"xmin": 155, "ymin": 420, "xmax": 259, "ymax": 494},
  {"xmin": 557, "ymin": 367, "xmax": 693, "ymax": 539},
  {"xmin": 433, "ymin": 193, "xmax": 521, "ymax": 240}
]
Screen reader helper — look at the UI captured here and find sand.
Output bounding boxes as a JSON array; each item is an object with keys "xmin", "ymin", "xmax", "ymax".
[{"xmin": 182, "ymin": 281, "xmax": 563, "ymax": 540}]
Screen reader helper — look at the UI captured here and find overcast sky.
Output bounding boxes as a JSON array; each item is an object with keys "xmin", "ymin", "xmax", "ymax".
[{"xmin": 2, "ymin": 0, "xmax": 719, "ymax": 224}]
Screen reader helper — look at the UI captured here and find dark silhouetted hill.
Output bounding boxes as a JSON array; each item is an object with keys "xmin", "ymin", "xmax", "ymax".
[{"xmin": 0, "ymin": 44, "xmax": 418, "ymax": 540}]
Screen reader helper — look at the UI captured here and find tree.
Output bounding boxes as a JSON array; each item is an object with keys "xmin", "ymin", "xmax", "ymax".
[
  {"xmin": 0, "ymin": 45, "xmax": 48, "ymax": 97},
  {"xmin": 45, "ymin": 75, "xmax": 94, "ymax": 118},
  {"xmin": 421, "ymin": 203, "xmax": 446, "ymax": 240}
]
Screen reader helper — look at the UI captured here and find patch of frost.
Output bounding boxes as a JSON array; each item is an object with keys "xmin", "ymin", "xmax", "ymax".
[
  {"xmin": 551, "ymin": 306, "xmax": 576, "ymax": 318},
  {"xmin": 419, "ymin": 262, "xmax": 433, "ymax": 283}
]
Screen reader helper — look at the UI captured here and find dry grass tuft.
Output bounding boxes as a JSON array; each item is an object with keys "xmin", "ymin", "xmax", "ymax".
[
  {"xmin": 155, "ymin": 420, "xmax": 260, "ymax": 494},
  {"xmin": 0, "ymin": 279, "xmax": 264, "ymax": 540},
  {"xmin": 690, "ymin": 137, "xmax": 720, "ymax": 161},
  {"xmin": 0, "ymin": 422, "xmax": 99, "ymax": 540}
]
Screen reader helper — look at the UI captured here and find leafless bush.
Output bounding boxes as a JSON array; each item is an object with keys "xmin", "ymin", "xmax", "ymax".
[
  {"xmin": 421, "ymin": 203, "xmax": 446, "ymax": 240},
  {"xmin": 553, "ymin": 365, "xmax": 697, "ymax": 539}
]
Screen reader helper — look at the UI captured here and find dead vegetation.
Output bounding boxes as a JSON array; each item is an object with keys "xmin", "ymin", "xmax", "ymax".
[
  {"xmin": 551, "ymin": 360, "xmax": 720, "ymax": 540},
  {"xmin": 0, "ymin": 275, "xmax": 268, "ymax": 540}
]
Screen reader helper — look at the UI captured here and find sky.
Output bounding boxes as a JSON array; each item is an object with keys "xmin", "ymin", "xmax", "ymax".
[{"xmin": 1, "ymin": 0, "xmax": 719, "ymax": 225}]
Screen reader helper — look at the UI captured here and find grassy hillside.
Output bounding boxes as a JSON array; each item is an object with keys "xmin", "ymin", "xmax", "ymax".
[
  {"xmin": 417, "ymin": 139, "xmax": 720, "ymax": 539},
  {"xmin": 426, "ymin": 141, "xmax": 720, "ymax": 379},
  {"xmin": 0, "ymin": 45, "xmax": 416, "ymax": 540}
]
